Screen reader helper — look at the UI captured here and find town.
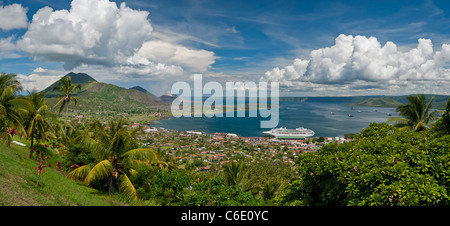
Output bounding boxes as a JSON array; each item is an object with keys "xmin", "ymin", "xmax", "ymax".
[{"xmin": 133, "ymin": 123, "xmax": 355, "ymax": 173}]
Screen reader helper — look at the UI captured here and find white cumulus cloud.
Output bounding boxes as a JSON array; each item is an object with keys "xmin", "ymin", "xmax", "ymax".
[
  {"xmin": 16, "ymin": 0, "xmax": 153, "ymax": 70},
  {"xmin": 16, "ymin": 68, "xmax": 64, "ymax": 91},
  {"xmin": 263, "ymin": 34, "xmax": 450, "ymax": 95},
  {"xmin": 3, "ymin": 0, "xmax": 217, "ymax": 89},
  {"xmin": 0, "ymin": 4, "xmax": 28, "ymax": 30},
  {"xmin": 136, "ymin": 40, "xmax": 216, "ymax": 72}
]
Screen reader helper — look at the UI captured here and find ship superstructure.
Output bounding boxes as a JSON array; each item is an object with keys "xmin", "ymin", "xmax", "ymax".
[{"xmin": 263, "ymin": 126, "xmax": 315, "ymax": 139}]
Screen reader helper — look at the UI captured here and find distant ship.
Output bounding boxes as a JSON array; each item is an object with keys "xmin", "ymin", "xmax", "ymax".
[{"xmin": 263, "ymin": 126, "xmax": 315, "ymax": 139}]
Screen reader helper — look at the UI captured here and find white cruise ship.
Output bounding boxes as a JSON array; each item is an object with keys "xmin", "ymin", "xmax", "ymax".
[{"xmin": 263, "ymin": 126, "xmax": 315, "ymax": 139}]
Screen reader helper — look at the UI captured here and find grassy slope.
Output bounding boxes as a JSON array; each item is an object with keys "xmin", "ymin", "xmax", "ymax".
[{"xmin": 0, "ymin": 137, "xmax": 121, "ymax": 206}]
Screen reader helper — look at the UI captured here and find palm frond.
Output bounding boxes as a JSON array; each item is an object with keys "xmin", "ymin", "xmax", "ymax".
[
  {"xmin": 122, "ymin": 148, "xmax": 159, "ymax": 163},
  {"xmin": 36, "ymin": 104, "xmax": 49, "ymax": 114},
  {"xmin": 391, "ymin": 94, "xmax": 440, "ymax": 131},
  {"xmin": 387, "ymin": 117, "xmax": 411, "ymax": 128},
  {"xmin": 117, "ymin": 170, "xmax": 138, "ymax": 200},
  {"xmin": 54, "ymin": 97, "xmax": 65, "ymax": 111},
  {"xmin": 83, "ymin": 160, "xmax": 113, "ymax": 185},
  {"xmin": 71, "ymin": 96, "xmax": 79, "ymax": 106},
  {"xmin": 414, "ymin": 121, "xmax": 427, "ymax": 132},
  {"xmin": 67, "ymin": 164, "xmax": 93, "ymax": 181},
  {"xmin": 126, "ymin": 159, "xmax": 153, "ymax": 170}
]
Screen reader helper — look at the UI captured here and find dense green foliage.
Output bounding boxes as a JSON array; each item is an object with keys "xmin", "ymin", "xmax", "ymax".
[
  {"xmin": 388, "ymin": 94, "xmax": 441, "ymax": 131},
  {"xmin": 0, "ymin": 137, "xmax": 119, "ymax": 205},
  {"xmin": 1, "ymin": 71, "xmax": 450, "ymax": 206},
  {"xmin": 277, "ymin": 119, "xmax": 450, "ymax": 206}
]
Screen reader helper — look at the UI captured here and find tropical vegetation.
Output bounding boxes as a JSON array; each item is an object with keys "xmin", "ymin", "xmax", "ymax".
[
  {"xmin": 1, "ymin": 71, "xmax": 450, "ymax": 206},
  {"xmin": 388, "ymin": 94, "xmax": 441, "ymax": 131},
  {"xmin": 52, "ymin": 76, "xmax": 81, "ymax": 134},
  {"xmin": 67, "ymin": 119, "xmax": 159, "ymax": 200}
]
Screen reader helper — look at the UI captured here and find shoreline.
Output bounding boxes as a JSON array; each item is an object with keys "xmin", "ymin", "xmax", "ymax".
[
  {"xmin": 143, "ymin": 102, "xmax": 399, "ymax": 139},
  {"xmin": 147, "ymin": 116, "xmax": 355, "ymax": 140}
]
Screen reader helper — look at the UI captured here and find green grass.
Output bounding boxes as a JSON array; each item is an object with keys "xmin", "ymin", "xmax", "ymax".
[{"xmin": 0, "ymin": 137, "xmax": 122, "ymax": 206}]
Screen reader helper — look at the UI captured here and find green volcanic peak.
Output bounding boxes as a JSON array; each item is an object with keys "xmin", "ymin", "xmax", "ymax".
[{"xmin": 43, "ymin": 72, "xmax": 167, "ymax": 113}]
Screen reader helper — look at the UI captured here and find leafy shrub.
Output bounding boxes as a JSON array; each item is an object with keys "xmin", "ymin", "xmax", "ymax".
[
  {"xmin": 277, "ymin": 122, "xmax": 450, "ymax": 206},
  {"xmin": 61, "ymin": 145, "xmax": 95, "ymax": 171},
  {"xmin": 182, "ymin": 176, "xmax": 261, "ymax": 206},
  {"xmin": 136, "ymin": 169, "xmax": 192, "ymax": 205}
]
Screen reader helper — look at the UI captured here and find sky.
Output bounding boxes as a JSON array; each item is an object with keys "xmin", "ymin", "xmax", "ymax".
[{"xmin": 1, "ymin": 0, "xmax": 450, "ymax": 96}]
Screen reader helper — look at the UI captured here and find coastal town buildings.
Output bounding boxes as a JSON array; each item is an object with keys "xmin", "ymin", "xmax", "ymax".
[{"xmin": 134, "ymin": 124, "xmax": 353, "ymax": 172}]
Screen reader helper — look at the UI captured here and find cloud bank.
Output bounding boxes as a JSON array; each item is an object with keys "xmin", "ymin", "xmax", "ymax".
[
  {"xmin": 16, "ymin": 67, "xmax": 64, "ymax": 91},
  {"xmin": 0, "ymin": 4, "xmax": 28, "ymax": 30},
  {"xmin": 1, "ymin": 0, "xmax": 216, "ymax": 87},
  {"xmin": 263, "ymin": 34, "xmax": 450, "ymax": 95},
  {"xmin": 17, "ymin": 0, "xmax": 152, "ymax": 70}
]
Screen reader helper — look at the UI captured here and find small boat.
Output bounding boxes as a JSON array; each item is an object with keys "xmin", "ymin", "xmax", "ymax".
[
  {"xmin": 348, "ymin": 114, "xmax": 354, "ymax": 117},
  {"xmin": 330, "ymin": 112, "xmax": 335, "ymax": 115},
  {"xmin": 387, "ymin": 113, "xmax": 392, "ymax": 116},
  {"xmin": 357, "ymin": 110, "xmax": 362, "ymax": 113}
]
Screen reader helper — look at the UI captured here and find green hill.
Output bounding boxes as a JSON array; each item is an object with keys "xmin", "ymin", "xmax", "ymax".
[
  {"xmin": 43, "ymin": 72, "xmax": 169, "ymax": 115},
  {"xmin": 0, "ymin": 138, "xmax": 122, "ymax": 206},
  {"xmin": 77, "ymin": 81, "xmax": 159, "ymax": 111},
  {"xmin": 354, "ymin": 97, "xmax": 403, "ymax": 107},
  {"xmin": 129, "ymin": 85, "xmax": 156, "ymax": 98},
  {"xmin": 280, "ymin": 95, "xmax": 449, "ymax": 110},
  {"xmin": 43, "ymin": 72, "xmax": 97, "ymax": 96}
]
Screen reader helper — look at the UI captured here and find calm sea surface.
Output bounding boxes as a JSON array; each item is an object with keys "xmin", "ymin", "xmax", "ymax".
[{"xmin": 150, "ymin": 101, "xmax": 399, "ymax": 137}]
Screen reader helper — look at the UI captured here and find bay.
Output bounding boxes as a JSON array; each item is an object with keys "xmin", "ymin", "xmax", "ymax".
[{"xmin": 150, "ymin": 101, "xmax": 399, "ymax": 138}]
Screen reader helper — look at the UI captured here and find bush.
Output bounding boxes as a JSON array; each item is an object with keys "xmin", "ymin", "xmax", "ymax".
[
  {"xmin": 431, "ymin": 97, "xmax": 450, "ymax": 136},
  {"xmin": 136, "ymin": 169, "xmax": 192, "ymax": 205},
  {"xmin": 182, "ymin": 177, "xmax": 261, "ymax": 206},
  {"xmin": 277, "ymin": 122, "xmax": 450, "ymax": 206},
  {"xmin": 61, "ymin": 145, "xmax": 95, "ymax": 171}
]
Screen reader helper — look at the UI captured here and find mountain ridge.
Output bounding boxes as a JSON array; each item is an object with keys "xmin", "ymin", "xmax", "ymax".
[
  {"xmin": 43, "ymin": 72, "xmax": 97, "ymax": 95},
  {"xmin": 43, "ymin": 72, "xmax": 169, "ymax": 113}
]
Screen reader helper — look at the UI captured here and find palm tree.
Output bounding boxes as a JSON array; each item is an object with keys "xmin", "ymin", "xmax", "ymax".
[
  {"xmin": 52, "ymin": 76, "xmax": 81, "ymax": 134},
  {"xmin": 222, "ymin": 161, "xmax": 254, "ymax": 190},
  {"xmin": 0, "ymin": 73, "xmax": 25, "ymax": 147},
  {"xmin": 387, "ymin": 94, "xmax": 441, "ymax": 131},
  {"xmin": 259, "ymin": 180, "xmax": 282, "ymax": 203},
  {"xmin": 67, "ymin": 119, "xmax": 159, "ymax": 199},
  {"xmin": 17, "ymin": 91, "xmax": 53, "ymax": 158}
]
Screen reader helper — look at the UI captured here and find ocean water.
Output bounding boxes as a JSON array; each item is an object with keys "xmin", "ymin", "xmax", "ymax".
[{"xmin": 150, "ymin": 101, "xmax": 399, "ymax": 138}]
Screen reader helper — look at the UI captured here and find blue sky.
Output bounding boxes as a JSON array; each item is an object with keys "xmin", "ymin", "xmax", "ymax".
[{"xmin": 1, "ymin": 0, "xmax": 450, "ymax": 96}]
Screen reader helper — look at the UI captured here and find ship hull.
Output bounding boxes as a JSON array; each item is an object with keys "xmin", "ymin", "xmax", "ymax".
[{"xmin": 263, "ymin": 127, "xmax": 315, "ymax": 139}]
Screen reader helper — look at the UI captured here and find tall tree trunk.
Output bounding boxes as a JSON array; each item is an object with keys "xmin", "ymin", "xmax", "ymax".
[
  {"xmin": 64, "ymin": 101, "xmax": 68, "ymax": 134},
  {"xmin": 109, "ymin": 156, "xmax": 118, "ymax": 193},
  {"xmin": 28, "ymin": 131, "xmax": 34, "ymax": 159},
  {"xmin": 109, "ymin": 177, "xmax": 114, "ymax": 193}
]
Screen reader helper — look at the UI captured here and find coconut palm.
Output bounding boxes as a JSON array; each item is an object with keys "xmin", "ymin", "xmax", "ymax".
[
  {"xmin": 52, "ymin": 76, "xmax": 81, "ymax": 134},
  {"xmin": 260, "ymin": 180, "xmax": 282, "ymax": 202},
  {"xmin": 67, "ymin": 119, "xmax": 159, "ymax": 199},
  {"xmin": 17, "ymin": 90, "xmax": 53, "ymax": 158},
  {"xmin": 0, "ymin": 73, "xmax": 25, "ymax": 147},
  {"xmin": 387, "ymin": 94, "xmax": 441, "ymax": 131}
]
